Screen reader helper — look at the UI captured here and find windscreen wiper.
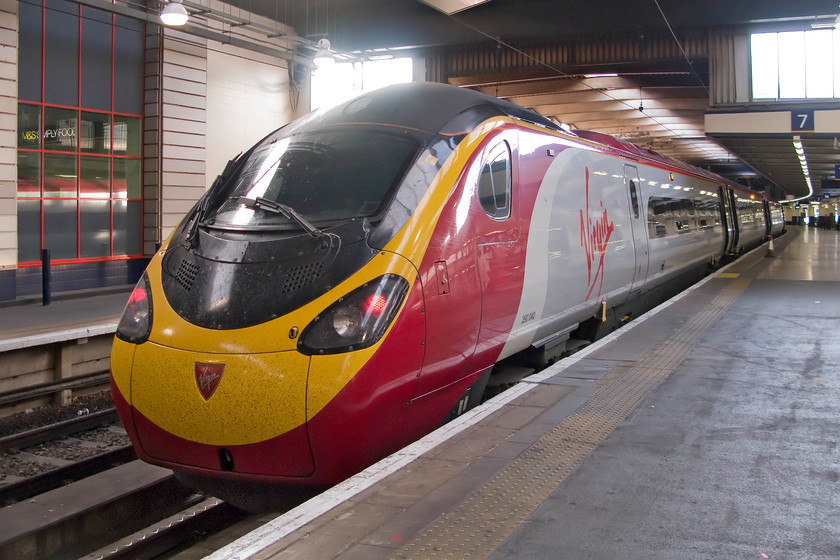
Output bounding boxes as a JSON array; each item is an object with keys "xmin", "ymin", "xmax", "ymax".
[
  {"xmin": 238, "ymin": 196, "xmax": 324, "ymax": 239},
  {"xmin": 185, "ymin": 157, "xmax": 240, "ymax": 248}
]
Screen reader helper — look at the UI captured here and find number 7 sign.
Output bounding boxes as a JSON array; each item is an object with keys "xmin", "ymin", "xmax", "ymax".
[{"xmin": 791, "ymin": 110, "xmax": 815, "ymax": 132}]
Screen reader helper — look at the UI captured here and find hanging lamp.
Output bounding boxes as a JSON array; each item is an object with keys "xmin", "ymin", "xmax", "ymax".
[{"xmin": 160, "ymin": 0, "xmax": 189, "ymax": 26}]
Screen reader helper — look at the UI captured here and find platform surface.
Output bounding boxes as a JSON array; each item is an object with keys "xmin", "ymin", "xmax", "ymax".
[
  {"xmin": 0, "ymin": 288, "xmax": 128, "ymax": 351},
  {"xmin": 200, "ymin": 226, "xmax": 839, "ymax": 560}
]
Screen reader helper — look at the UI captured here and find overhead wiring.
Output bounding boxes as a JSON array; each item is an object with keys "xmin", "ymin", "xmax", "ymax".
[
  {"xmin": 653, "ymin": 0, "xmax": 710, "ymax": 95},
  {"xmin": 445, "ymin": 10, "xmax": 723, "ymax": 160}
]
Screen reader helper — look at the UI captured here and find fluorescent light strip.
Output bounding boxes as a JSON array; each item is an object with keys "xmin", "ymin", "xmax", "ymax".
[{"xmin": 784, "ymin": 136, "xmax": 814, "ymax": 204}]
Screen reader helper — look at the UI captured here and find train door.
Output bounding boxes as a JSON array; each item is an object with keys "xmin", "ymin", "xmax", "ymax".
[
  {"xmin": 412, "ymin": 133, "xmax": 519, "ymax": 403},
  {"xmin": 624, "ymin": 165, "xmax": 648, "ymax": 293},
  {"xmin": 471, "ymin": 137, "xmax": 522, "ymax": 368},
  {"xmin": 762, "ymin": 200, "xmax": 772, "ymax": 236},
  {"xmin": 718, "ymin": 185, "xmax": 736, "ymax": 254},
  {"xmin": 725, "ymin": 187, "xmax": 740, "ymax": 252}
]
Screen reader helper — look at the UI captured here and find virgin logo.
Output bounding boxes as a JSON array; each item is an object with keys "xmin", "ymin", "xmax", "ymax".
[
  {"xmin": 580, "ymin": 167, "xmax": 614, "ymax": 301},
  {"xmin": 195, "ymin": 363, "xmax": 224, "ymax": 401}
]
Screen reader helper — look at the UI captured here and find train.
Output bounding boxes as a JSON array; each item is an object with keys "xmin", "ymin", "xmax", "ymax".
[{"xmin": 110, "ymin": 82, "xmax": 784, "ymax": 505}]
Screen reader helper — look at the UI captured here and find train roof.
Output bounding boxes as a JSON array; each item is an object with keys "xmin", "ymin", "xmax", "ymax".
[
  {"xmin": 300, "ymin": 81, "xmax": 559, "ymax": 137},
  {"xmin": 573, "ymin": 130, "xmax": 721, "ymax": 181},
  {"xmin": 571, "ymin": 130, "xmax": 770, "ymax": 201},
  {"xmin": 293, "ymin": 82, "xmax": 772, "ymax": 202}
]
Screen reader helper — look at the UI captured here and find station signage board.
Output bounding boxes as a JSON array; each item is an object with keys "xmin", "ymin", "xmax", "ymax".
[{"xmin": 791, "ymin": 110, "xmax": 814, "ymax": 132}]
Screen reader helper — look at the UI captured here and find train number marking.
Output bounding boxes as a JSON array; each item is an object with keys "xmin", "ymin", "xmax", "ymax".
[
  {"xmin": 520, "ymin": 311, "xmax": 536, "ymax": 325},
  {"xmin": 580, "ymin": 167, "xmax": 615, "ymax": 301}
]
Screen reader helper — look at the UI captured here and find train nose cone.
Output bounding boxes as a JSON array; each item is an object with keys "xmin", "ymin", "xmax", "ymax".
[{"xmin": 128, "ymin": 344, "xmax": 313, "ymax": 477}]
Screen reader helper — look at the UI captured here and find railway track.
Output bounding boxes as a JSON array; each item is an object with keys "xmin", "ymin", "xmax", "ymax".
[
  {"xmin": 0, "ymin": 407, "xmax": 119, "ymax": 453},
  {"xmin": 0, "ymin": 399, "xmax": 293, "ymax": 559},
  {"xmin": 0, "ymin": 361, "xmax": 536, "ymax": 558},
  {"xmin": 0, "ymin": 406, "xmax": 134, "ymax": 504},
  {"xmin": 81, "ymin": 497, "xmax": 250, "ymax": 560},
  {"xmin": 0, "ymin": 445, "xmax": 135, "ymax": 505},
  {"xmin": 0, "ymin": 459, "xmax": 222, "ymax": 560}
]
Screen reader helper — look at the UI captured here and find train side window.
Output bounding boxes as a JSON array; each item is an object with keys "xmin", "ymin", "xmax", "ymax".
[
  {"xmin": 477, "ymin": 142, "xmax": 511, "ymax": 219},
  {"xmin": 629, "ymin": 180, "xmax": 640, "ymax": 218}
]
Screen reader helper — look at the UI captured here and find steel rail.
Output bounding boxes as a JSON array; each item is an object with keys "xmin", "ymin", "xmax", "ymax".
[
  {"xmin": 0, "ymin": 445, "xmax": 136, "ymax": 506},
  {"xmin": 0, "ymin": 408, "xmax": 119, "ymax": 453},
  {"xmin": 0, "ymin": 372, "xmax": 111, "ymax": 407},
  {"xmin": 81, "ymin": 499, "xmax": 249, "ymax": 560}
]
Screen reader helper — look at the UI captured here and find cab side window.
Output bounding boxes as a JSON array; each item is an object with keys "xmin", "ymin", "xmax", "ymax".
[{"xmin": 477, "ymin": 142, "xmax": 511, "ymax": 219}]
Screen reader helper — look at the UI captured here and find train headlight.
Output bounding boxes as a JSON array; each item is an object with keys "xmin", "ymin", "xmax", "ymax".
[
  {"xmin": 116, "ymin": 273, "xmax": 153, "ymax": 344},
  {"xmin": 298, "ymin": 275, "xmax": 409, "ymax": 355},
  {"xmin": 332, "ymin": 307, "xmax": 363, "ymax": 338}
]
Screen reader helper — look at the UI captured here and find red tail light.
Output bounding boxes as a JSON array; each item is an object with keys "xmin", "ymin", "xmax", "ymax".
[
  {"xmin": 116, "ymin": 273, "xmax": 153, "ymax": 344},
  {"xmin": 363, "ymin": 294, "xmax": 388, "ymax": 315}
]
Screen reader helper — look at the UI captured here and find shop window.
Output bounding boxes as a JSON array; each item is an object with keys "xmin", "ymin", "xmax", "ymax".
[
  {"xmin": 16, "ymin": 1, "xmax": 144, "ymax": 265},
  {"xmin": 80, "ymin": 112, "xmax": 111, "ymax": 154},
  {"xmin": 114, "ymin": 17, "xmax": 145, "ymax": 115},
  {"xmin": 17, "ymin": 152, "xmax": 40, "ymax": 197},
  {"xmin": 43, "ymin": 154, "xmax": 77, "ymax": 198},
  {"xmin": 44, "ymin": 199, "xmax": 78, "ymax": 260},
  {"xmin": 81, "ymin": 7, "xmax": 113, "ymax": 111},
  {"xmin": 18, "ymin": 200, "xmax": 42, "ymax": 263},
  {"xmin": 113, "ymin": 159, "xmax": 142, "ymax": 199},
  {"xmin": 18, "ymin": 1, "xmax": 42, "ymax": 102},
  {"xmin": 80, "ymin": 200, "xmax": 111, "ymax": 257},
  {"xmin": 17, "ymin": 104, "xmax": 40, "ymax": 150},
  {"xmin": 113, "ymin": 116, "xmax": 142, "ymax": 156},
  {"xmin": 43, "ymin": 107, "xmax": 77, "ymax": 152},
  {"xmin": 44, "ymin": 0, "xmax": 79, "ymax": 107}
]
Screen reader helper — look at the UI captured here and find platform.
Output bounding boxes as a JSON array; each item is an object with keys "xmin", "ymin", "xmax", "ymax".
[
  {"xmin": 204, "ymin": 226, "xmax": 840, "ymax": 560},
  {"xmin": 0, "ymin": 288, "xmax": 128, "ymax": 352}
]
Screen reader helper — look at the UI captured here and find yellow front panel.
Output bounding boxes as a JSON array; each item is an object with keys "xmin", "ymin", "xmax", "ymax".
[
  {"xmin": 111, "ymin": 338, "xmax": 136, "ymax": 404},
  {"xmin": 131, "ymin": 343, "xmax": 309, "ymax": 445}
]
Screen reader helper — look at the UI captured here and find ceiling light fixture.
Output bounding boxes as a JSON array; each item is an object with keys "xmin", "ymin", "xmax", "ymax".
[
  {"xmin": 786, "ymin": 135, "xmax": 815, "ymax": 203},
  {"xmin": 419, "ymin": 0, "xmax": 492, "ymax": 15},
  {"xmin": 810, "ymin": 12, "xmax": 840, "ymax": 28},
  {"xmin": 160, "ymin": 0, "xmax": 189, "ymax": 26},
  {"xmin": 313, "ymin": 37, "xmax": 335, "ymax": 67}
]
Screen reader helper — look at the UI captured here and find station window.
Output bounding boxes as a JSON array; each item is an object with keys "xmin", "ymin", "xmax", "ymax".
[
  {"xmin": 16, "ymin": 0, "xmax": 144, "ymax": 265},
  {"xmin": 310, "ymin": 57, "xmax": 413, "ymax": 111},
  {"xmin": 751, "ymin": 29, "xmax": 840, "ymax": 99}
]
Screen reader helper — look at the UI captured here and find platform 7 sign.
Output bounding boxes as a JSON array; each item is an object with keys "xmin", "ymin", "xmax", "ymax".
[{"xmin": 792, "ymin": 110, "xmax": 815, "ymax": 132}]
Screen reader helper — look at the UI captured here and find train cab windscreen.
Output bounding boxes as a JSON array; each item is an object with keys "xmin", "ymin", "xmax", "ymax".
[{"xmin": 205, "ymin": 127, "xmax": 421, "ymax": 230}]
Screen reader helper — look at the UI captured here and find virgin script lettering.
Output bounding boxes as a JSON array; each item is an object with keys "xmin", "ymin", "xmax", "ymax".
[
  {"xmin": 195, "ymin": 363, "xmax": 224, "ymax": 400},
  {"xmin": 580, "ymin": 167, "xmax": 614, "ymax": 301},
  {"xmin": 197, "ymin": 370, "xmax": 220, "ymax": 391}
]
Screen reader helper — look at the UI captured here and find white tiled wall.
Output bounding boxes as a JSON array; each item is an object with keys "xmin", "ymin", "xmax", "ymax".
[{"xmin": 0, "ymin": 0, "xmax": 16, "ymax": 269}]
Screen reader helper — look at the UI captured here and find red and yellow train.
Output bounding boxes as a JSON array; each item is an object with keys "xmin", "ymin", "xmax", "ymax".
[{"xmin": 111, "ymin": 82, "xmax": 784, "ymax": 501}]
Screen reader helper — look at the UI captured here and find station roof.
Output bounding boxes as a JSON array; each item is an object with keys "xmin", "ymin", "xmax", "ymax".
[
  {"xmin": 168, "ymin": 1, "xmax": 840, "ymax": 201},
  {"xmin": 242, "ymin": 0, "xmax": 840, "ymax": 202}
]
